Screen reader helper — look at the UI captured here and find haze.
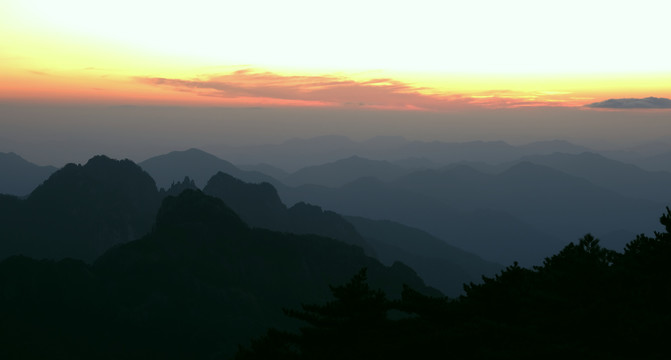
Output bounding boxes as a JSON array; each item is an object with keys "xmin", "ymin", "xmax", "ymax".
[{"xmin": 0, "ymin": 103, "xmax": 669, "ymax": 167}]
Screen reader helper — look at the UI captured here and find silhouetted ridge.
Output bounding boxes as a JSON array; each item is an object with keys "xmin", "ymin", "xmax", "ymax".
[
  {"xmin": 160, "ymin": 176, "xmax": 199, "ymax": 197},
  {"xmin": 30, "ymin": 155, "xmax": 157, "ymax": 203},
  {"xmin": 205, "ymin": 171, "xmax": 285, "ymax": 210},
  {"xmin": 204, "ymin": 172, "xmax": 375, "ymax": 254},
  {"xmin": 155, "ymin": 189, "xmax": 247, "ymax": 233},
  {"xmin": 204, "ymin": 171, "xmax": 287, "ymax": 229},
  {"xmin": 287, "ymin": 201, "xmax": 372, "ymax": 252},
  {"xmin": 0, "ymin": 155, "xmax": 160, "ymax": 261}
]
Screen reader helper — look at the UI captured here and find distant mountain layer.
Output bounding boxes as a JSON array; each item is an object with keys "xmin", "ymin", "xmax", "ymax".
[
  {"xmin": 284, "ymin": 155, "xmax": 410, "ymax": 187},
  {"xmin": 277, "ymin": 176, "xmax": 563, "ymax": 266},
  {"xmin": 346, "ymin": 216, "xmax": 503, "ymax": 297},
  {"xmin": 587, "ymin": 97, "xmax": 671, "ymax": 109},
  {"xmin": 392, "ymin": 162, "xmax": 663, "ymax": 248},
  {"xmin": 519, "ymin": 152, "xmax": 671, "ymax": 202},
  {"xmin": 0, "ymin": 152, "xmax": 56, "ymax": 196},
  {"xmin": 204, "ymin": 136, "xmax": 590, "ymax": 171},
  {"xmin": 278, "ymin": 158, "xmax": 667, "ymax": 265},
  {"xmin": 139, "ymin": 148, "xmax": 276, "ymax": 190},
  {"xmin": 0, "ymin": 189, "xmax": 438, "ymax": 359}
]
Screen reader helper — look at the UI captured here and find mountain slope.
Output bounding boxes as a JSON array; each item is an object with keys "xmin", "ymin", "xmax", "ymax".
[
  {"xmin": 0, "ymin": 152, "xmax": 57, "ymax": 196},
  {"xmin": 203, "ymin": 172, "xmax": 375, "ymax": 254},
  {"xmin": 345, "ymin": 216, "xmax": 503, "ymax": 297}
]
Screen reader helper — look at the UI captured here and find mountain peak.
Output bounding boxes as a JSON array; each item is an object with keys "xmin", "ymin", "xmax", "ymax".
[
  {"xmin": 140, "ymin": 148, "xmax": 239, "ymax": 189},
  {"xmin": 155, "ymin": 189, "xmax": 247, "ymax": 234},
  {"xmin": 203, "ymin": 172, "xmax": 287, "ymax": 228},
  {"xmin": 205, "ymin": 172, "xmax": 281, "ymax": 203},
  {"xmin": 31, "ymin": 155, "xmax": 157, "ymax": 201}
]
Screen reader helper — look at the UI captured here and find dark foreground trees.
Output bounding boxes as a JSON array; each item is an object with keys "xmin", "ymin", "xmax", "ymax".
[{"xmin": 238, "ymin": 208, "xmax": 671, "ymax": 360}]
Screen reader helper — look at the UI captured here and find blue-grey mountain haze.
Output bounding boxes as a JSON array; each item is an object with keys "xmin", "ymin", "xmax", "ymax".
[{"xmin": 3, "ymin": 103, "xmax": 671, "ymax": 168}]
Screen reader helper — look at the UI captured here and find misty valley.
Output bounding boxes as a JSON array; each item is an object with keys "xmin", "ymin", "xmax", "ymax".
[{"xmin": 1, "ymin": 137, "xmax": 671, "ymax": 359}]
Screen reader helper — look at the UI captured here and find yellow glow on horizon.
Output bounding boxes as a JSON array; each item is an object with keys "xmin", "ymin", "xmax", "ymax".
[{"xmin": 2, "ymin": 0, "xmax": 671, "ymax": 109}]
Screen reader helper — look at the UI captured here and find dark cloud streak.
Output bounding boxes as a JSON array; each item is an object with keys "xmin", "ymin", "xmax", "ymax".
[{"xmin": 587, "ymin": 97, "xmax": 671, "ymax": 109}]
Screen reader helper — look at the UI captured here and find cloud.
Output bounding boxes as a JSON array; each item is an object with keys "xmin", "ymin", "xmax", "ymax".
[
  {"xmin": 587, "ymin": 97, "xmax": 671, "ymax": 109},
  {"xmin": 137, "ymin": 70, "xmax": 471, "ymax": 111},
  {"xmin": 136, "ymin": 69, "xmax": 579, "ymax": 110}
]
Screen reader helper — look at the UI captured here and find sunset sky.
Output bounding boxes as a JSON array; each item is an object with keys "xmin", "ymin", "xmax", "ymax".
[
  {"xmin": 3, "ymin": 0, "xmax": 671, "ymax": 166},
  {"xmin": 3, "ymin": 0, "xmax": 671, "ymax": 110}
]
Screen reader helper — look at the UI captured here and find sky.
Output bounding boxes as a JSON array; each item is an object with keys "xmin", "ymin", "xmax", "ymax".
[
  {"xmin": 2, "ymin": 0, "xmax": 671, "ymax": 165},
  {"xmin": 3, "ymin": 0, "xmax": 671, "ymax": 109}
]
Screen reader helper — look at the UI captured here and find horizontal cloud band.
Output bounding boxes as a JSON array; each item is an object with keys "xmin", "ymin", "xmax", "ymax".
[
  {"xmin": 587, "ymin": 97, "xmax": 671, "ymax": 109},
  {"xmin": 135, "ymin": 69, "xmax": 578, "ymax": 110}
]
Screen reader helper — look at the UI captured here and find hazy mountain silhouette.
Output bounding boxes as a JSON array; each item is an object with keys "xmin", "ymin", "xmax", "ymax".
[
  {"xmin": 345, "ymin": 216, "xmax": 503, "ymax": 296},
  {"xmin": 393, "ymin": 162, "xmax": 663, "ymax": 248},
  {"xmin": 0, "ymin": 152, "xmax": 57, "ymax": 196},
  {"xmin": 284, "ymin": 155, "xmax": 410, "ymax": 187},
  {"xmin": 391, "ymin": 156, "xmax": 442, "ymax": 170},
  {"xmin": 203, "ymin": 136, "xmax": 591, "ymax": 172},
  {"xmin": 518, "ymin": 139, "xmax": 591, "ymax": 154},
  {"xmin": 519, "ymin": 152, "xmax": 671, "ymax": 202},
  {"xmin": 382, "ymin": 139, "xmax": 590, "ymax": 165},
  {"xmin": 278, "ymin": 176, "xmax": 561, "ymax": 266},
  {"xmin": 204, "ymin": 135, "xmax": 359, "ymax": 172},
  {"xmin": 237, "ymin": 162, "xmax": 291, "ymax": 181},
  {"xmin": 0, "ymin": 189, "xmax": 438, "ymax": 359},
  {"xmin": 0, "ymin": 155, "xmax": 161, "ymax": 261},
  {"xmin": 203, "ymin": 172, "xmax": 375, "ymax": 255},
  {"xmin": 636, "ymin": 151, "xmax": 671, "ymax": 172},
  {"xmin": 139, "ymin": 148, "xmax": 277, "ymax": 190}
]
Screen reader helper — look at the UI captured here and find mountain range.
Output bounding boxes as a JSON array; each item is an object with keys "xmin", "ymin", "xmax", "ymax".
[
  {"xmin": 4, "ymin": 145, "xmax": 668, "ymax": 268},
  {"xmin": 202, "ymin": 136, "xmax": 591, "ymax": 171},
  {"xmin": 0, "ymin": 153, "xmax": 499, "ymax": 297},
  {"xmin": 2, "ymin": 144, "xmax": 670, "ymax": 358},
  {"xmin": 139, "ymin": 147, "xmax": 669, "ymax": 264},
  {"xmin": 278, "ymin": 176, "xmax": 564, "ymax": 266},
  {"xmin": 0, "ymin": 189, "xmax": 438, "ymax": 359}
]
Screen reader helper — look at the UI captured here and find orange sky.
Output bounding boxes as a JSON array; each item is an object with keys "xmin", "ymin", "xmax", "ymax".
[{"xmin": 2, "ymin": 0, "xmax": 671, "ymax": 110}]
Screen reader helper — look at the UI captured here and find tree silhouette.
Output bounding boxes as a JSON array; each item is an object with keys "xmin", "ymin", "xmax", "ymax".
[
  {"xmin": 239, "ymin": 209, "xmax": 671, "ymax": 359},
  {"xmin": 237, "ymin": 268, "xmax": 419, "ymax": 360}
]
